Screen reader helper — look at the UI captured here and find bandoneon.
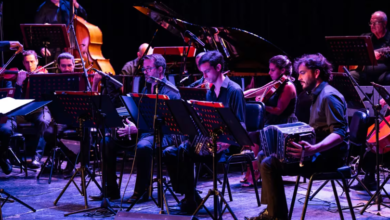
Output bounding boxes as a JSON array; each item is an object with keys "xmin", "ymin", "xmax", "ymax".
[{"xmin": 260, "ymin": 122, "xmax": 315, "ymax": 163}]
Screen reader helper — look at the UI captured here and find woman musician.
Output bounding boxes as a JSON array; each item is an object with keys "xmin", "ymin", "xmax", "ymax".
[{"xmin": 242, "ymin": 55, "xmax": 297, "ymax": 186}]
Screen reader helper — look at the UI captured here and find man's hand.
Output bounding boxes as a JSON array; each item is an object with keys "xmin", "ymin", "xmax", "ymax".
[
  {"xmin": 287, "ymin": 141, "xmax": 318, "ymax": 158},
  {"xmin": 91, "ymin": 73, "xmax": 102, "ymax": 92},
  {"xmin": 117, "ymin": 118, "xmax": 138, "ymax": 137},
  {"xmin": 9, "ymin": 41, "xmax": 23, "ymax": 54},
  {"xmin": 375, "ymin": 51, "xmax": 384, "ymax": 60},
  {"xmin": 16, "ymin": 70, "xmax": 28, "ymax": 86},
  {"xmin": 40, "ymin": 48, "xmax": 51, "ymax": 57}
]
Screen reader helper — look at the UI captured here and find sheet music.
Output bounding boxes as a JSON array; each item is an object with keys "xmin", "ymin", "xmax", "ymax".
[{"xmin": 0, "ymin": 97, "xmax": 34, "ymax": 114}]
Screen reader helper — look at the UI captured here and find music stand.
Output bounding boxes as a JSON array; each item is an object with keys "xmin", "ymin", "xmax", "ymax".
[
  {"xmin": 50, "ymin": 92, "xmax": 122, "ymax": 216},
  {"xmin": 20, "ymin": 24, "xmax": 70, "ymax": 65},
  {"xmin": 0, "ymin": 88, "xmax": 15, "ymax": 99},
  {"xmin": 190, "ymin": 100, "xmax": 252, "ymax": 220},
  {"xmin": 179, "ymin": 87, "xmax": 207, "ymax": 101}
]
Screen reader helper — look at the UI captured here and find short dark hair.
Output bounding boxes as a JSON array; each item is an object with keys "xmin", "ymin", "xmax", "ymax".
[
  {"xmin": 143, "ymin": 54, "xmax": 166, "ymax": 75},
  {"xmin": 57, "ymin": 52, "xmax": 75, "ymax": 65},
  {"xmin": 198, "ymin": 51, "xmax": 224, "ymax": 71},
  {"xmin": 294, "ymin": 53, "xmax": 333, "ymax": 82},
  {"xmin": 269, "ymin": 55, "xmax": 292, "ymax": 76},
  {"xmin": 22, "ymin": 50, "xmax": 38, "ymax": 60}
]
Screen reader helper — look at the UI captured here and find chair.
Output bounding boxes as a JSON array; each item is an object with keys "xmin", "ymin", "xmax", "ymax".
[
  {"xmin": 220, "ymin": 101, "xmax": 265, "ymax": 207},
  {"xmin": 288, "ymin": 110, "xmax": 369, "ymax": 220}
]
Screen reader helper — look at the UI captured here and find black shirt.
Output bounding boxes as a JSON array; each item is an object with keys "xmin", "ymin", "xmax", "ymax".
[
  {"xmin": 35, "ymin": 0, "xmax": 87, "ymax": 25},
  {"xmin": 362, "ymin": 31, "xmax": 390, "ymax": 64},
  {"xmin": 206, "ymin": 76, "xmax": 246, "ymax": 129},
  {"xmin": 309, "ymin": 81, "xmax": 348, "ymax": 162}
]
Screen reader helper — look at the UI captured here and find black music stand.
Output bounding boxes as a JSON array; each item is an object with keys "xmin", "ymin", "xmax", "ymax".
[
  {"xmin": 179, "ymin": 87, "xmax": 207, "ymax": 101},
  {"xmin": 121, "ymin": 94, "xmax": 203, "ymax": 214},
  {"xmin": 50, "ymin": 92, "xmax": 122, "ymax": 216},
  {"xmin": 191, "ymin": 101, "xmax": 253, "ymax": 220},
  {"xmin": 20, "ymin": 24, "xmax": 70, "ymax": 65}
]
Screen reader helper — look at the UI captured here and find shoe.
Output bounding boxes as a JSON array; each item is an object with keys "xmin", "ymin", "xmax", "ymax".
[
  {"xmin": 89, "ymin": 190, "xmax": 120, "ymax": 201},
  {"xmin": 240, "ymin": 177, "xmax": 248, "ymax": 183},
  {"xmin": 350, "ymin": 178, "xmax": 377, "ymax": 191},
  {"xmin": 30, "ymin": 156, "xmax": 41, "ymax": 169},
  {"xmin": 126, "ymin": 192, "xmax": 149, "ymax": 203},
  {"xmin": 0, "ymin": 157, "xmax": 12, "ymax": 175},
  {"xmin": 245, "ymin": 209, "xmax": 287, "ymax": 220}
]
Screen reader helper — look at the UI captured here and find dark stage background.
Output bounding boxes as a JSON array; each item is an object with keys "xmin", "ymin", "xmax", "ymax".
[{"xmin": 2, "ymin": 0, "xmax": 390, "ymax": 73}]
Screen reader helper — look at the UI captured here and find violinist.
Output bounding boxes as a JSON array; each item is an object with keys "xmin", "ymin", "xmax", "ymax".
[
  {"xmin": 0, "ymin": 41, "xmax": 24, "ymax": 88},
  {"xmin": 0, "ymin": 50, "xmax": 52, "ymax": 170},
  {"xmin": 241, "ymin": 55, "xmax": 297, "ymax": 187}
]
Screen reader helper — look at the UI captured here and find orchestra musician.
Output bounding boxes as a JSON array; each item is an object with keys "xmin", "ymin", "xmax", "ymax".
[
  {"xmin": 0, "ymin": 41, "xmax": 24, "ymax": 174},
  {"xmin": 350, "ymin": 11, "xmax": 390, "ymax": 85},
  {"xmin": 127, "ymin": 54, "xmax": 181, "ymax": 204},
  {"xmin": 246, "ymin": 54, "xmax": 348, "ymax": 220},
  {"xmin": 35, "ymin": 0, "xmax": 87, "ymax": 58},
  {"xmin": 121, "ymin": 43, "xmax": 153, "ymax": 76},
  {"xmin": 241, "ymin": 55, "xmax": 297, "ymax": 186},
  {"xmin": 163, "ymin": 51, "xmax": 246, "ymax": 213}
]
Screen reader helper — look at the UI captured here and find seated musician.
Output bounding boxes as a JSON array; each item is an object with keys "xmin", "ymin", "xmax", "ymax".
[
  {"xmin": 35, "ymin": 0, "xmax": 87, "ymax": 58},
  {"xmin": 246, "ymin": 53, "xmax": 348, "ymax": 220},
  {"xmin": 0, "ymin": 50, "xmax": 51, "ymax": 169},
  {"xmin": 242, "ymin": 55, "xmax": 297, "ymax": 186},
  {"xmin": 121, "ymin": 43, "xmax": 153, "ymax": 76},
  {"xmin": 187, "ymin": 52, "xmax": 209, "ymax": 88},
  {"xmin": 0, "ymin": 41, "xmax": 24, "ymax": 174},
  {"xmin": 350, "ymin": 11, "xmax": 390, "ymax": 85},
  {"xmin": 127, "ymin": 54, "xmax": 181, "ymax": 203},
  {"xmin": 163, "ymin": 50, "xmax": 246, "ymax": 213}
]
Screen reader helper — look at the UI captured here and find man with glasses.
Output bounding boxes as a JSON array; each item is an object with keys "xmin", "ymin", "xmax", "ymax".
[
  {"xmin": 350, "ymin": 11, "xmax": 390, "ymax": 85},
  {"xmin": 127, "ymin": 54, "xmax": 180, "ymax": 203}
]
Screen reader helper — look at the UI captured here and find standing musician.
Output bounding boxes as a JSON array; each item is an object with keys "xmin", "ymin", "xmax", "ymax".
[
  {"xmin": 350, "ymin": 11, "xmax": 390, "ymax": 85},
  {"xmin": 121, "ymin": 43, "xmax": 153, "ymax": 76},
  {"xmin": 0, "ymin": 50, "xmax": 51, "ymax": 169},
  {"xmin": 241, "ymin": 55, "xmax": 297, "ymax": 186},
  {"xmin": 163, "ymin": 50, "xmax": 246, "ymax": 213},
  {"xmin": 127, "ymin": 54, "xmax": 181, "ymax": 203},
  {"xmin": 35, "ymin": 0, "xmax": 87, "ymax": 58},
  {"xmin": 246, "ymin": 53, "xmax": 348, "ymax": 220}
]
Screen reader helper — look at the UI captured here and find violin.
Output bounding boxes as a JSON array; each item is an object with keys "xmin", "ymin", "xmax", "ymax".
[
  {"xmin": 244, "ymin": 75, "xmax": 290, "ymax": 102},
  {"xmin": 0, "ymin": 65, "xmax": 50, "ymax": 81}
]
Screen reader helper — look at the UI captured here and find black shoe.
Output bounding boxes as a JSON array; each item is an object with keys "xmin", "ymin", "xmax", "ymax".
[
  {"xmin": 89, "ymin": 190, "xmax": 120, "ymax": 201},
  {"xmin": 126, "ymin": 192, "xmax": 149, "ymax": 203},
  {"xmin": 0, "ymin": 157, "xmax": 12, "ymax": 175},
  {"xmin": 30, "ymin": 156, "xmax": 41, "ymax": 169},
  {"xmin": 350, "ymin": 178, "xmax": 377, "ymax": 191},
  {"xmin": 245, "ymin": 209, "xmax": 286, "ymax": 220}
]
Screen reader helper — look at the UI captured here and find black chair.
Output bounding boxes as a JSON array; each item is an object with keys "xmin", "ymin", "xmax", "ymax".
[
  {"xmin": 220, "ymin": 101, "xmax": 265, "ymax": 207},
  {"xmin": 288, "ymin": 111, "xmax": 369, "ymax": 220}
]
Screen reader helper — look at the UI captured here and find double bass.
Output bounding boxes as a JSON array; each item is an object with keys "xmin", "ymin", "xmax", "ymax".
[{"xmin": 70, "ymin": 15, "xmax": 115, "ymax": 77}]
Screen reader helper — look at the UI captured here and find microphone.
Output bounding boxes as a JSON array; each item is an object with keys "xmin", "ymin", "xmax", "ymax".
[
  {"xmin": 147, "ymin": 76, "xmax": 179, "ymax": 92},
  {"xmin": 179, "ymin": 76, "xmax": 189, "ymax": 84},
  {"xmin": 92, "ymin": 68, "xmax": 123, "ymax": 89},
  {"xmin": 184, "ymin": 30, "xmax": 205, "ymax": 47}
]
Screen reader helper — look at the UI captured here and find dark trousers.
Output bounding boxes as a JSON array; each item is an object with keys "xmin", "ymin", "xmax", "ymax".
[
  {"xmin": 260, "ymin": 155, "xmax": 343, "ymax": 219},
  {"xmin": 133, "ymin": 134, "xmax": 173, "ymax": 195},
  {"xmin": 0, "ymin": 106, "xmax": 52, "ymax": 159},
  {"xmin": 350, "ymin": 63, "xmax": 390, "ymax": 85}
]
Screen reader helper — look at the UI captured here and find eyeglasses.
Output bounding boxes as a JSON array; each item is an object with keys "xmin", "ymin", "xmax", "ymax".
[
  {"xmin": 141, "ymin": 67, "xmax": 156, "ymax": 72},
  {"xmin": 368, "ymin": 21, "xmax": 382, "ymax": 26}
]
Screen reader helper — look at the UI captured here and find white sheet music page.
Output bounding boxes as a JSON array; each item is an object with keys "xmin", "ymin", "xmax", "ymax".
[{"xmin": 0, "ymin": 97, "xmax": 34, "ymax": 114}]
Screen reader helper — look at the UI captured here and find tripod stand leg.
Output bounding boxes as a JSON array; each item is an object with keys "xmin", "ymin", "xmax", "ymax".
[
  {"xmin": 0, "ymin": 190, "xmax": 35, "ymax": 212},
  {"xmin": 80, "ymin": 167, "xmax": 89, "ymax": 208},
  {"xmin": 37, "ymin": 153, "xmax": 51, "ymax": 180},
  {"xmin": 193, "ymin": 190, "xmax": 212, "ymax": 217},
  {"xmin": 54, "ymin": 168, "xmax": 80, "ymax": 206},
  {"xmin": 49, "ymin": 149, "xmax": 56, "ymax": 184},
  {"xmin": 218, "ymin": 192, "xmax": 238, "ymax": 220},
  {"xmin": 360, "ymin": 174, "xmax": 390, "ymax": 214}
]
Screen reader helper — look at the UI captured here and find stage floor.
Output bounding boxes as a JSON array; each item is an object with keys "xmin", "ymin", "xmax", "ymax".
[{"xmin": 1, "ymin": 161, "xmax": 390, "ymax": 220}]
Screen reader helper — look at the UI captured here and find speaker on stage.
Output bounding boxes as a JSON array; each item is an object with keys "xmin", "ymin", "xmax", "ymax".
[{"xmin": 114, "ymin": 212, "xmax": 197, "ymax": 220}]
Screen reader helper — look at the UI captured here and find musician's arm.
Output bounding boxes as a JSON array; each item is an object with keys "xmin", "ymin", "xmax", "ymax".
[
  {"xmin": 265, "ymin": 82, "xmax": 296, "ymax": 115},
  {"xmin": 0, "ymin": 41, "xmax": 10, "ymax": 51},
  {"xmin": 74, "ymin": 2, "xmax": 87, "ymax": 20},
  {"xmin": 243, "ymin": 88, "xmax": 263, "ymax": 99}
]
